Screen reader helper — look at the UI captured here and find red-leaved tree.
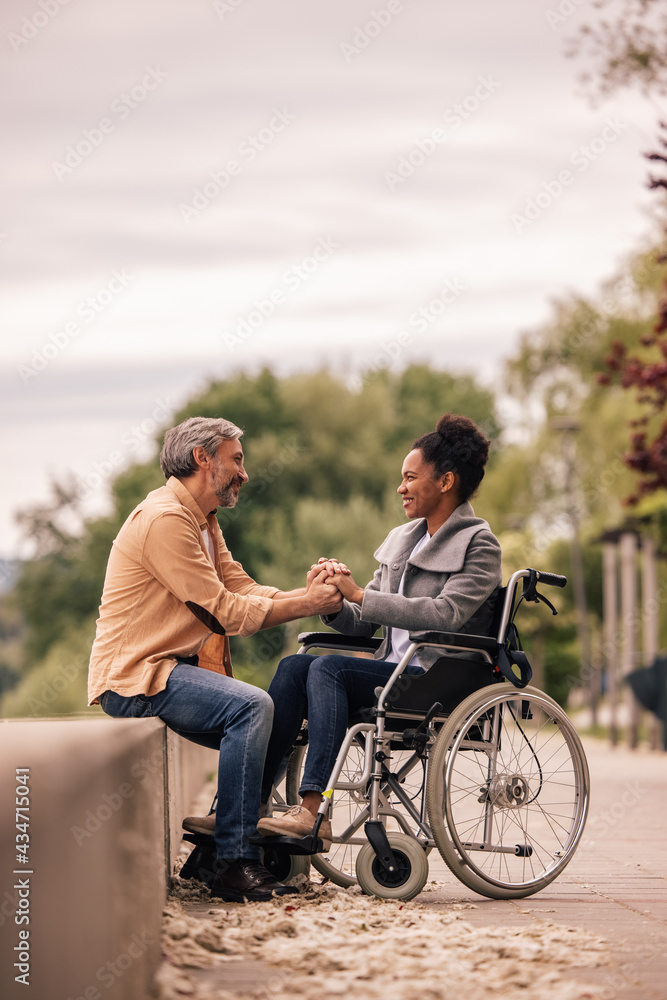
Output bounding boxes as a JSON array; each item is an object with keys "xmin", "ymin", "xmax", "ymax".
[{"xmin": 599, "ymin": 124, "xmax": 667, "ymax": 504}]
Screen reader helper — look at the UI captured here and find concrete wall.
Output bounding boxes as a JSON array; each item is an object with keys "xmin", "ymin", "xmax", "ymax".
[
  {"xmin": 164, "ymin": 728, "xmax": 216, "ymax": 874},
  {"xmin": 0, "ymin": 718, "xmax": 217, "ymax": 1000}
]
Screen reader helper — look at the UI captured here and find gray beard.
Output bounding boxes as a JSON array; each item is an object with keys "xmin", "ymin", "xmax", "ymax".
[{"xmin": 215, "ymin": 482, "xmax": 239, "ymax": 508}]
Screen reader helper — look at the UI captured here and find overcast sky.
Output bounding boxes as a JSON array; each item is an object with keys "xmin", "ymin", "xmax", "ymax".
[{"xmin": 1, "ymin": 0, "xmax": 664, "ymax": 559}]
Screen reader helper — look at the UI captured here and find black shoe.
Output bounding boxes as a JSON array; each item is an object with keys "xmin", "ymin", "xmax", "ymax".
[{"xmin": 211, "ymin": 859, "xmax": 299, "ymax": 903}]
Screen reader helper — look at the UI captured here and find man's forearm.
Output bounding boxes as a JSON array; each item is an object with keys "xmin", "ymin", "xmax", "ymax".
[
  {"xmin": 262, "ymin": 594, "xmax": 320, "ymax": 628},
  {"xmin": 262, "ymin": 578, "xmax": 343, "ymax": 627},
  {"xmin": 273, "ymin": 587, "xmax": 307, "ymax": 600}
]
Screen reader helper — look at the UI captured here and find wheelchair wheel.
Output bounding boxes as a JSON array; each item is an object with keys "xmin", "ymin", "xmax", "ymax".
[
  {"xmin": 285, "ymin": 739, "xmax": 427, "ymax": 888},
  {"xmin": 260, "ymin": 847, "xmax": 310, "ymax": 883},
  {"xmin": 425, "ymin": 684, "xmax": 589, "ymax": 900},
  {"xmin": 355, "ymin": 832, "xmax": 429, "ymax": 901}
]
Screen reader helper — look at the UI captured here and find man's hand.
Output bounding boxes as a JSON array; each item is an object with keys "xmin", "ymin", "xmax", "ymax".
[
  {"xmin": 306, "ymin": 570, "xmax": 344, "ymax": 615},
  {"xmin": 306, "ymin": 557, "xmax": 350, "ymax": 590},
  {"xmin": 329, "ymin": 572, "xmax": 365, "ymax": 606},
  {"xmin": 262, "ymin": 569, "xmax": 346, "ymax": 628}
]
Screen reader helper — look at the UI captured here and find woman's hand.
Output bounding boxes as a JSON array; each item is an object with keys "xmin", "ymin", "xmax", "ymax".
[
  {"xmin": 306, "ymin": 557, "xmax": 350, "ymax": 589},
  {"xmin": 328, "ymin": 572, "xmax": 365, "ymax": 606}
]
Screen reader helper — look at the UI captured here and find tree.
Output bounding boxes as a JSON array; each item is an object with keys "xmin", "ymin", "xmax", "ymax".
[
  {"xmin": 599, "ymin": 131, "xmax": 667, "ymax": 504},
  {"xmin": 566, "ymin": 0, "xmax": 667, "ymax": 506},
  {"xmin": 568, "ymin": 0, "xmax": 667, "ymax": 98},
  {"xmin": 2, "ymin": 365, "xmax": 501, "ymax": 713},
  {"xmin": 489, "ymin": 242, "xmax": 667, "ymax": 710},
  {"xmin": 502, "ymin": 244, "xmax": 666, "ymax": 535}
]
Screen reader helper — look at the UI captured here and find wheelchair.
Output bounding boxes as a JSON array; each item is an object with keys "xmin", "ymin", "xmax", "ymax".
[{"xmin": 181, "ymin": 568, "xmax": 590, "ymax": 903}]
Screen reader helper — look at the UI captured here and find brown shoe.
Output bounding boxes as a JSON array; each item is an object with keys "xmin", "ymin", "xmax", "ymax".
[
  {"xmin": 256, "ymin": 805, "xmax": 332, "ymax": 850},
  {"xmin": 182, "ymin": 813, "xmax": 216, "ymax": 836}
]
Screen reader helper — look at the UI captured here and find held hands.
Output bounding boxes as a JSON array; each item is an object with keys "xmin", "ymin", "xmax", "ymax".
[
  {"xmin": 306, "ymin": 556, "xmax": 350, "ymax": 590},
  {"xmin": 268, "ymin": 557, "xmax": 360, "ymax": 628},
  {"xmin": 306, "ymin": 569, "xmax": 344, "ymax": 616},
  {"xmin": 305, "ymin": 556, "xmax": 365, "ymax": 610},
  {"xmin": 305, "ymin": 556, "xmax": 364, "ymax": 615}
]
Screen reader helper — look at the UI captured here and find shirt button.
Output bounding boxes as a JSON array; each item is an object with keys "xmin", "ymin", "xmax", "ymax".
[{"xmin": 392, "ymin": 564, "xmax": 400, "ymax": 570}]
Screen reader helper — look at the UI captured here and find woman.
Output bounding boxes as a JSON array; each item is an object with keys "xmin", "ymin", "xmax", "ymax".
[{"xmin": 257, "ymin": 412, "xmax": 502, "ymax": 846}]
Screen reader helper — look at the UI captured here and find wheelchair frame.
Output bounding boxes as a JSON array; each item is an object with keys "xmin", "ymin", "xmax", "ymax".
[
  {"xmin": 275, "ymin": 567, "xmax": 590, "ymax": 900},
  {"xmin": 180, "ymin": 568, "xmax": 589, "ymax": 902}
]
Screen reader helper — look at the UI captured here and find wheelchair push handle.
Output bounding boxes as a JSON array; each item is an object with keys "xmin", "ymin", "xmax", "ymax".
[
  {"xmin": 496, "ymin": 568, "xmax": 567, "ymax": 640},
  {"xmin": 532, "ymin": 570, "xmax": 567, "ymax": 588},
  {"xmin": 520, "ymin": 568, "xmax": 566, "ymax": 609}
]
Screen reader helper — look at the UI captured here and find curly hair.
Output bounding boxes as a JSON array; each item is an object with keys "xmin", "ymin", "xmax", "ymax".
[{"xmin": 412, "ymin": 413, "xmax": 491, "ymax": 503}]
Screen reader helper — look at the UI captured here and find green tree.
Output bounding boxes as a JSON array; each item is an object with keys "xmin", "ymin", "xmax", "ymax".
[
  {"xmin": 2, "ymin": 365, "xmax": 502, "ymax": 713},
  {"xmin": 491, "ymin": 243, "xmax": 667, "ymax": 708},
  {"xmin": 502, "ymin": 245, "xmax": 667, "ymax": 535}
]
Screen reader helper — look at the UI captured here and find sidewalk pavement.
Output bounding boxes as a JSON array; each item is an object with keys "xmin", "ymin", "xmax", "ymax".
[
  {"xmin": 424, "ymin": 737, "xmax": 667, "ymax": 1000},
  {"xmin": 173, "ymin": 737, "xmax": 667, "ymax": 999}
]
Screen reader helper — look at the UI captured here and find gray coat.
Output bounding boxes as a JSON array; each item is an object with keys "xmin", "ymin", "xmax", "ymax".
[{"xmin": 323, "ymin": 502, "xmax": 502, "ymax": 670}]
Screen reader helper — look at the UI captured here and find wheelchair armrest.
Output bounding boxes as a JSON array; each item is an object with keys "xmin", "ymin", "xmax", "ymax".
[
  {"xmin": 297, "ymin": 631, "xmax": 383, "ymax": 653},
  {"xmin": 409, "ymin": 630, "xmax": 499, "ymax": 653}
]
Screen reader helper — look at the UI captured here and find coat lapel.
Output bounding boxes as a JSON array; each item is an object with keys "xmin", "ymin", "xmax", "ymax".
[
  {"xmin": 374, "ymin": 520, "xmax": 427, "ymax": 590},
  {"xmin": 374, "ymin": 503, "xmax": 492, "ymax": 578}
]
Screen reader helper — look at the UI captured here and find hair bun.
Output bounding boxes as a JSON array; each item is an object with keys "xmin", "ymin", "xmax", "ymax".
[
  {"xmin": 412, "ymin": 412, "xmax": 491, "ymax": 503},
  {"xmin": 435, "ymin": 414, "xmax": 451, "ymax": 436}
]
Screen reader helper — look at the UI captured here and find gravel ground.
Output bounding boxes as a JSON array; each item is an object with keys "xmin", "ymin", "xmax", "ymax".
[{"xmin": 155, "ymin": 871, "xmax": 608, "ymax": 1000}]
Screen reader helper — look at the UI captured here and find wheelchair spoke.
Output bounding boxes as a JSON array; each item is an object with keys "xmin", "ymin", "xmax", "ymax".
[{"xmin": 426, "ymin": 685, "xmax": 589, "ymax": 897}]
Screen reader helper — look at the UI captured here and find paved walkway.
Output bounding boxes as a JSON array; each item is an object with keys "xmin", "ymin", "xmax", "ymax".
[
  {"xmin": 424, "ymin": 737, "xmax": 667, "ymax": 999},
  {"xmin": 174, "ymin": 738, "xmax": 667, "ymax": 999}
]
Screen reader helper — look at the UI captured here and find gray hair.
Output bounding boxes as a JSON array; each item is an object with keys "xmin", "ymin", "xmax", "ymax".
[{"xmin": 159, "ymin": 416, "xmax": 243, "ymax": 479}]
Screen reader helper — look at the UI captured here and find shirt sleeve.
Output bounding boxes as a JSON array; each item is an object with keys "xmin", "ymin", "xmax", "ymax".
[
  {"xmin": 141, "ymin": 510, "xmax": 274, "ymax": 637},
  {"xmin": 216, "ymin": 533, "xmax": 280, "ymax": 600},
  {"xmin": 359, "ymin": 530, "xmax": 502, "ymax": 634}
]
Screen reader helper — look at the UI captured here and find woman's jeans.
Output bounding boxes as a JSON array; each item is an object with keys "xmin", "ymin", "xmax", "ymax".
[
  {"xmin": 99, "ymin": 663, "xmax": 273, "ymax": 862},
  {"xmin": 261, "ymin": 654, "xmax": 425, "ymax": 802}
]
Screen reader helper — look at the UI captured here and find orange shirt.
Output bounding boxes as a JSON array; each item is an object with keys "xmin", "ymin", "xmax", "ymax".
[{"xmin": 87, "ymin": 476, "xmax": 278, "ymax": 704}]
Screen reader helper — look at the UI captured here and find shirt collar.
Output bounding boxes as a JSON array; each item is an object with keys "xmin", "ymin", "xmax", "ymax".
[{"xmin": 165, "ymin": 476, "xmax": 216, "ymax": 532}]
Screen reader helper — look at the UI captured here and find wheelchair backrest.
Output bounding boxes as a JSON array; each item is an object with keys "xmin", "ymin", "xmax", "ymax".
[
  {"xmin": 385, "ymin": 586, "xmax": 507, "ymax": 716},
  {"xmin": 385, "ymin": 653, "xmax": 498, "ymax": 716}
]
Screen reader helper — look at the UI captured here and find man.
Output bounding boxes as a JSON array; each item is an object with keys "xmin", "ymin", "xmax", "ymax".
[{"xmin": 88, "ymin": 416, "xmax": 342, "ymax": 902}]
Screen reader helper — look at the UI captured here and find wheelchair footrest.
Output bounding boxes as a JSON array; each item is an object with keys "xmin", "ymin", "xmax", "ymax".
[
  {"xmin": 248, "ymin": 833, "xmax": 326, "ymax": 855},
  {"xmin": 182, "ymin": 831, "xmax": 215, "ymax": 847}
]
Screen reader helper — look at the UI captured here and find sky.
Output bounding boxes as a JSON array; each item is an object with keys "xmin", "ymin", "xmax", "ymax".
[{"xmin": 1, "ymin": 0, "xmax": 665, "ymax": 561}]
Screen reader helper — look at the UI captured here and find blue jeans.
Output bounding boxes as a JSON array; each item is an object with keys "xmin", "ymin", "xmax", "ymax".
[
  {"xmin": 99, "ymin": 663, "xmax": 273, "ymax": 861},
  {"xmin": 261, "ymin": 654, "xmax": 425, "ymax": 801}
]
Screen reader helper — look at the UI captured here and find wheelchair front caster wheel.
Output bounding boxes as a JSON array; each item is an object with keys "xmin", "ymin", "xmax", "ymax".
[{"xmin": 355, "ymin": 832, "xmax": 429, "ymax": 901}]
